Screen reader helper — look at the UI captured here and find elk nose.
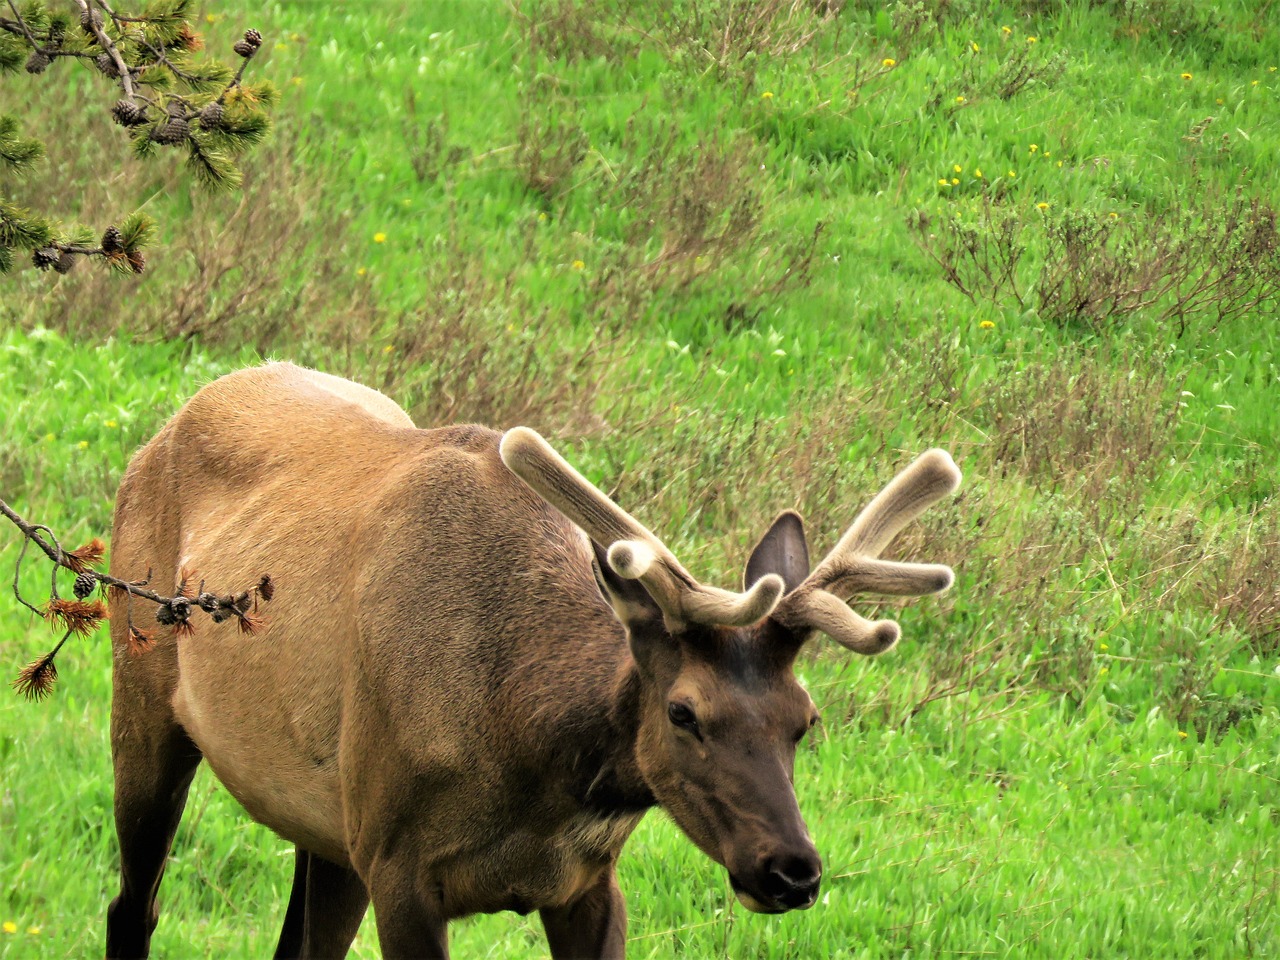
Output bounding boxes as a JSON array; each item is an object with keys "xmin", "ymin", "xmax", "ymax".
[{"xmin": 760, "ymin": 852, "xmax": 822, "ymax": 910}]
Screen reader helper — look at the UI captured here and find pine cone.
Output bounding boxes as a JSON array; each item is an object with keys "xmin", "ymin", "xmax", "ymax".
[
  {"xmin": 150, "ymin": 117, "xmax": 190, "ymax": 145},
  {"xmin": 127, "ymin": 250, "xmax": 145, "ymax": 275},
  {"xmin": 101, "ymin": 226, "xmax": 124, "ymax": 254},
  {"xmin": 233, "ymin": 29, "xmax": 262, "ymax": 58},
  {"xmin": 198, "ymin": 101, "xmax": 225, "ymax": 128},
  {"xmin": 32, "ymin": 247, "xmax": 59, "ymax": 271},
  {"xmin": 73, "ymin": 572, "xmax": 97, "ymax": 600},
  {"xmin": 111, "ymin": 99, "xmax": 146, "ymax": 127},
  {"xmin": 80, "ymin": 6, "xmax": 103, "ymax": 33},
  {"xmin": 95, "ymin": 52, "xmax": 118, "ymax": 77},
  {"xmin": 156, "ymin": 597, "xmax": 192, "ymax": 626},
  {"xmin": 25, "ymin": 51, "xmax": 51, "ymax": 74},
  {"xmin": 53, "ymin": 252, "xmax": 76, "ymax": 275}
]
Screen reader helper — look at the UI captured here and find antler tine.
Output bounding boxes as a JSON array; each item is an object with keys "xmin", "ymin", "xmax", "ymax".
[
  {"xmin": 776, "ymin": 449, "xmax": 961, "ymax": 656},
  {"xmin": 500, "ymin": 428, "xmax": 783, "ymax": 628},
  {"xmin": 810, "ymin": 449, "xmax": 961, "ymax": 587}
]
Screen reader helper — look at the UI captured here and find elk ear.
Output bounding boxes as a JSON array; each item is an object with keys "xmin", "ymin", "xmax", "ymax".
[
  {"xmin": 745, "ymin": 510, "xmax": 810, "ymax": 595},
  {"xmin": 591, "ymin": 540, "xmax": 663, "ymax": 626}
]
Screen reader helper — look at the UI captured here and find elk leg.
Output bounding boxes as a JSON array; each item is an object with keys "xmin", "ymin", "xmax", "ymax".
[
  {"xmin": 540, "ymin": 868, "xmax": 627, "ymax": 960},
  {"xmin": 105, "ymin": 725, "xmax": 202, "ymax": 960},
  {"xmin": 367, "ymin": 868, "xmax": 449, "ymax": 959},
  {"xmin": 274, "ymin": 848, "xmax": 310, "ymax": 958},
  {"xmin": 275, "ymin": 848, "xmax": 369, "ymax": 959}
]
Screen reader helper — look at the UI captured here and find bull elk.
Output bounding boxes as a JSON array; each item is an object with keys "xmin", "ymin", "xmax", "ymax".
[{"xmin": 105, "ymin": 362, "xmax": 961, "ymax": 959}]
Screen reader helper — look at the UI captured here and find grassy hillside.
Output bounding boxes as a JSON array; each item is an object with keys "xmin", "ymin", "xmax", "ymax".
[{"xmin": 2, "ymin": 1, "xmax": 1278, "ymax": 957}]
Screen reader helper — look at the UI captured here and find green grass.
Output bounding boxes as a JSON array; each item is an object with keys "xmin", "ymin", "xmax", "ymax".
[{"xmin": 2, "ymin": 0, "xmax": 1279, "ymax": 956}]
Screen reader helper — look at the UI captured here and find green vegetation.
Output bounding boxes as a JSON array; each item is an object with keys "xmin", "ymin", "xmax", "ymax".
[{"xmin": 2, "ymin": 0, "xmax": 1277, "ymax": 956}]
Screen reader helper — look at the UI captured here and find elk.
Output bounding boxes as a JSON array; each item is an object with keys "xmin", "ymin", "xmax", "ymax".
[{"xmin": 105, "ymin": 362, "xmax": 961, "ymax": 959}]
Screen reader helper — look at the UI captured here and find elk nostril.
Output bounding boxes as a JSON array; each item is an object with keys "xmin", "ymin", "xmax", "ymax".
[{"xmin": 761, "ymin": 853, "xmax": 823, "ymax": 906}]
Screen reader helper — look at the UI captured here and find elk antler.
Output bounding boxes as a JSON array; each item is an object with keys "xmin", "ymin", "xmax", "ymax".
[
  {"xmin": 500, "ymin": 428, "xmax": 784, "ymax": 628},
  {"xmin": 774, "ymin": 449, "xmax": 961, "ymax": 655}
]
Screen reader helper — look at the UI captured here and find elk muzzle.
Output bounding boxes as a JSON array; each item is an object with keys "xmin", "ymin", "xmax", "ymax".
[{"xmin": 725, "ymin": 827, "xmax": 822, "ymax": 913}]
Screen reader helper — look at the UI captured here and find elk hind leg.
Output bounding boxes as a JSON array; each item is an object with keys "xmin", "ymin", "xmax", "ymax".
[
  {"xmin": 105, "ymin": 724, "xmax": 202, "ymax": 959},
  {"xmin": 274, "ymin": 847, "xmax": 369, "ymax": 959}
]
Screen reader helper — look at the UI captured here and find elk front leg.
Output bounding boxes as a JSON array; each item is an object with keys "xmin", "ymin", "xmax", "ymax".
[
  {"xmin": 540, "ymin": 868, "xmax": 627, "ymax": 960},
  {"xmin": 105, "ymin": 723, "xmax": 202, "ymax": 959},
  {"xmin": 274, "ymin": 848, "xmax": 369, "ymax": 959},
  {"xmin": 366, "ymin": 864, "xmax": 449, "ymax": 959}
]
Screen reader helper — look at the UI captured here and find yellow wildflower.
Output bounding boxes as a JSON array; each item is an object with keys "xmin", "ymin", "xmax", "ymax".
[
  {"xmin": 1007, "ymin": 170, "xmax": 1016, "ymax": 178},
  {"xmin": 1036, "ymin": 202, "xmax": 1050, "ymax": 210},
  {"xmin": 1271, "ymin": 67, "xmax": 1278, "ymax": 72},
  {"xmin": 955, "ymin": 95, "xmax": 966, "ymax": 103},
  {"xmin": 274, "ymin": 42, "xmax": 287, "ymax": 51},
  {"xmin": 537, "ymin": 212, "xmax": 548, "ymax": 221},
  {"xmin": 356, "ymin": 267, "xmax": 367, "ymax": 277},
  {"xmin": 882, "ymin": 58, "xmax": 896, "ymax": 68},
  {"xmin": 1181, "ymin": 72, "xmax": 1192, "ymax": 80},
  {"xmin": 1026, "ymin": 36, "xmax": 1038, "ymax": 44},
  {"xmin": 971, "ymin": 42, "xmax": 980, "ymax": 53},
  {"xmin": 43, "ymin": 433, "xmax": 55, "ymax": 443},
  {"xmin": 373, "ymin": 232, "xmax": 387, "ymax": 244},
  {"xmin": 382, "ymin": 344, "xmax": 394, "ymax": 354},
  {"xmin": 26, "ymin": 927, "xmax": 40, "ymax": 936},
  {"xmin": 951, "ymin": 177, "xmax": 960, "ymax": 185},
  {"xmin": 1100, "ymin": 642, "xmax": 1109, "ymax": 651},
  {"xmin": 1001, "ymin": 25, "xmax": 1012, "ymax": 35},
  {"xmin": 77, "ymin": 440, "xmax": 89, "ymax": 450},
  {"xmin": 204, "ymin": 13, "xmax": 219, "ymax": 23},
  {"xmin": 974, "ymin": 168, "xmax": 983, "ymax": 179},
  {"xmin": 761, "ymin": 91, "xmax": 774, "ymax": 99},
  {"xmin": 1252, "ymin": 80, "xmax": 1260, "ymax": 86},
  {"xmin": 571, "ymin": 259, "xmax": 585, "ymax": 270},
  {"xmin": 938, "ymin": 178, "xmax": 950, "ymax": 186},
  {"xmin": 979, "ymin": 320, "xmax": 995, "ymax": 329},
  {"xmin": 1029, "ymin": 143, "xmax": 1039, "ymax": 153},
  {"xmin": 1178, "ymin": 731, "xmax": 1189, "ymax": 739},
  {"xmin": 1215, "ymin": 98, "xmax": 1224, "ymax": 105},
  {"xmin": 1109, "ymin": 212, "xmax": 1119, "ymax": 218},
  {"xmin": 105, "ymin": 419, "xmax": 118, "ymax": 428},
  {"xmin": 953, "ymin": 164, "xmax": 962, "ymax": 173},
  {"xmin": 290, "ymin": 76, "xmax": 303, "ymax": 86},
  {"xmin": 2, "ymin": 923, "xmax": 15, "ymax": 935}
]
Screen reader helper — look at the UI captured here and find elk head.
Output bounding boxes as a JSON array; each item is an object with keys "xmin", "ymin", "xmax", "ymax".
[{"xmin": 501, "ymin": 429, "xmax": 960, "ymax": 914}]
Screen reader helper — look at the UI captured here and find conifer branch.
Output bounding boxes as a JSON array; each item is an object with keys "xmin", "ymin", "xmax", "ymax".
[
  {"xmin": 0, "ymin": 0, "xmax": 273, "ymax": 273},
  {"xmin": 2, "ymin": 497, "xmax": 275, "ymax": 700}
]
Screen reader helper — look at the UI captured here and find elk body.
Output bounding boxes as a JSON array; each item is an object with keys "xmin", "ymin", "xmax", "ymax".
[{"xmin": 105, "ymin": 363, "xmax": 960, "ymax": 959}]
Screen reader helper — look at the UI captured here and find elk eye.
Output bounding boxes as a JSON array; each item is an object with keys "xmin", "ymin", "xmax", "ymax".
[{"xmin": 667, "ymin": 702, "xmax": 700, "ymax": 736}]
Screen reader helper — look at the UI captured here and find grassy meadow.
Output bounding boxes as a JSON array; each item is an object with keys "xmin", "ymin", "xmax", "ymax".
[{"xmin": 2, "ymin": 0, "xmax": 1279, "ymax": 956}]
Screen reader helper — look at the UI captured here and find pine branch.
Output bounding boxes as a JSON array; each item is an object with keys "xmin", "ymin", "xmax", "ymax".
[
  {"xmin": 2, "ymin": 497, "xmax": 275, "ymax": 700},
  {"xmin": 1, "ymin": 2, "xmax": 273, "ymax": 273}
]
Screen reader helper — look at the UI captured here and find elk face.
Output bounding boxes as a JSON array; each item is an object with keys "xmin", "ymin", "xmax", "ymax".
[
  {"xmin": 635, "ymin": 618, "xmax": 824, "ymax": 913},
  {"xmin": 500, "ymin": 429, "xmax": 961, "ymax": 916}
]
